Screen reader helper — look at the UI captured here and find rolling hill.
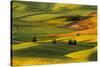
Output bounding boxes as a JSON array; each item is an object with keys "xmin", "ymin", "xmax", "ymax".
[
  {"xmin": 12, "ymin": 1, "xmax": 97, "ymax": 66},
  {"xmin": 61, "ymin": 12, "xmax": 97, "ymax": 30},
  {"xmin": 49, "ymin": 28, "xmax": 97, "ymax": 37},
  {"xmin": 65, "ymin": 47, "xmax": 97, "ymax": 60}
]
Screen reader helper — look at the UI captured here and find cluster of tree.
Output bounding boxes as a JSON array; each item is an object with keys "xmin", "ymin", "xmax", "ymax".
[
  {"xmin": 66, "ymin": 15, "xmax": 88, "ymax": 21},
  {"xmin": 67, "ymin": 39, "xmax": 77, "ymax": 45}
]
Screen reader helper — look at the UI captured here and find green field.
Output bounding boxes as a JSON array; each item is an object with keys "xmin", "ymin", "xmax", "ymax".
[{"xmin": 12, "ymin": 1, "xmax": 97, "ymax": 66}]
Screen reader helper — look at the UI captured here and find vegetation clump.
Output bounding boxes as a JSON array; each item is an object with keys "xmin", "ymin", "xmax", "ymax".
[
  {"xmin": 68, "ymin": 39, "xmax": 78, "ymax": 45},
  {"xmin": 32, "ymin": 36, "xmax": 37, "ymax": 42}
]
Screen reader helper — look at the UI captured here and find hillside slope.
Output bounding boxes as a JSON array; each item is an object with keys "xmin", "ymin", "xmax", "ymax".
[
  {"xmin": 65, "ymin": 47, "xmax": 97, "ymax": 60},
  {"xmin": 62, "ymin": 12, "xmax": 97, "ymax": 30},
  {"xmin": 49, "ymin": 28, "xmax": 97, "ymax": 37}
]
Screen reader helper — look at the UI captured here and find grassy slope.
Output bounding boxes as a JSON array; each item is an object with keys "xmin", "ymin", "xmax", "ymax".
[
  {"xmin": 49, "ymin": 28, "xmax": 97, "ymax": 43},
  {"xmin": 12, "ymin": 24, "xmax": 76, "ymax": 42},
  {"xmin": 19, "ymin": 13, "xmax": 67, "ymax": 21},
  {"xmin": 49, "ymin": 28, "xmax": 97, "ymax": 37},
  {"xmin": 12, "ymin": 1, "xmax": 53, "ymax": 18},
  {"xmin": 13, "ymin": 42, "xmax": 39, "ymax": 50},
  {"xmin": 65, "ymin": 47, "xmax": 97, "ymax": 60},
  {"xmin": 12, "ymin": 41, "xmax": 96, "ymax": 66}
]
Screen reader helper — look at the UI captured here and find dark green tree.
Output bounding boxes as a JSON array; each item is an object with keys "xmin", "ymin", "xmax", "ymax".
[
  {"xmin": 76, "ymin": 33, "xmax": 80, "ymax": 36},
  {"xmin": 52, "ymin": 38, "xmax": 57, "ymax": 44},
  {"xmin": 32, "ymin": 36, "xmax": 37, "ymax": 42},
  {"xmin": 73, "ymin": 40, "xmax": 77, "ymax": 45},
  {"xmin": 67, "ymin": 15, "xmax": 81, "ymax": 21},
  {"xmin": 68, "ymin": 39, "xmax": 73, "ymax": 45}
]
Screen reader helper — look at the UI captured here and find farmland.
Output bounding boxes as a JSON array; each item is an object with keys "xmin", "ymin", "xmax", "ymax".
[{"xmin": 12, "ymin": 1, "xmax": 97, "ymax": 66}]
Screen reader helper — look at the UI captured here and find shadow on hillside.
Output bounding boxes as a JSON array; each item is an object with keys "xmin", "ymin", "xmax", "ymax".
[{"xmin": 13, "ymin": 42, "xmax": 94, "ymax": 58}]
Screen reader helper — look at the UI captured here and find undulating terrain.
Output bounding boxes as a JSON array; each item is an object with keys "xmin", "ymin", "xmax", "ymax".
[{"xmin": 12, "ymin": 1, "xmax": 97, "ymax": 66}]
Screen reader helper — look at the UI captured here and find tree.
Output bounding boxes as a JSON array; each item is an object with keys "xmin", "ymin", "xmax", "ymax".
[
  {"xmin": 67, "ymin": 15, "xmax": 81, "ymax": 21},
  {"xmin": 68, "ymin": 39, "xmax": 73, "ymax": 45},
  {"xmin": 52, "ymin": 38, "xmax": 57, "ymax": 44},
  {"xmin": 73, "ymin": 40, "xmax": 77, "ymax": 45},
  {"xmin": 76, "ymin": 33, "xmax": 80, "ymax": 36},
  {"xmin": 74, "ymin": 15, "xmax": 81, "ymax": 21},
  {"xmin": 32, "ymin": 36, "xmax": 37, "ymax": 42}
]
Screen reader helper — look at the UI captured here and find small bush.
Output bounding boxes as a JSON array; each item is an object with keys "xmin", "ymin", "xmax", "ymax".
[{"xmin": 32, "ymin": 36, "xmax": 37, "ymax": 42}]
